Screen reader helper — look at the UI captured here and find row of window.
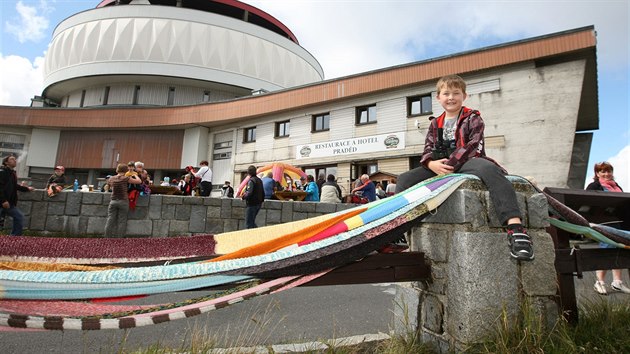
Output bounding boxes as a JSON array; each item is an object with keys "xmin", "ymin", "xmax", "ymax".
[
  {"xmin": 75, "ymin": 86, "xmax": 215, "ymax": 107},
  {"xmin": 243, "ymin": 94, "xmax": 431, "ymax": 143}
]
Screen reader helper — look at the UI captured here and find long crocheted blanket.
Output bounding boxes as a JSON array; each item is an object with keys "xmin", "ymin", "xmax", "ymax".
[{"xmin": 0, "ymin": 174, "xmax": 627, "ymax": 331}]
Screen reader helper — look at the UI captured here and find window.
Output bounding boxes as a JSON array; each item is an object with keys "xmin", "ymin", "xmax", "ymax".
[
  {"xmin": 103, "ymin": 86, "xmax": 110, "ymax": 105},
  {"xmin": 79, "ymin": 90, "xmax": 86, "ymax": 108},
  {"xmin": 0, "ymin": 142, "xmax": 25, "ymax": 150},
  {"xmin": 304, "ymin": 165, "xmax": 337, "ymax": 181},
  {"xmin": 407, "ymin": 94, "xmax": 432, "ymax": 116},
  {"xmin": 167, "ymin": 87, "xmax": 175, "ymax": 106},
  {"xmin": 356, "ymin": 105, "xmax": 376, "ymax": 125},
  {"xmin": 213, "ymin": 152, "xmax": 232, "ymax": 160},
  {"xmin": 312, "ymin": 113, "xmax": 330, "ymax": 132},
  {"xmin": 203, "ymin": 91, "xmax": 210, "ymax": 102},
  {"xmin": 243, "ymin": 127, "xmax": 256, "ymax": 143},
  {"xmin": 275, "ymin": 120, "xmax": 290, "ymax": 138},
  {"xmin": 132, "ymin": 86, "xmax": 140, "ymax": 105},
  {"xmin": 213, "ymin": 141, "xmax": 232, "ymax": 149},
  {"xmin": 351, "ymin": 162, "xmax": 377, "ymax": 181}
]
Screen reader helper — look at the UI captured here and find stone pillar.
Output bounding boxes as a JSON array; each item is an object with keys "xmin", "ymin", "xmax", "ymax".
[{"xmin": 393, "ymin": 179, "xmax": 557, "ymax": 353}]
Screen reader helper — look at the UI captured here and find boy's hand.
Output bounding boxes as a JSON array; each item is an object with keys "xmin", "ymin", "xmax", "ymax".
[{"xmin": 428, "ymin": 159, "xmax": 454, "ymax": 175}]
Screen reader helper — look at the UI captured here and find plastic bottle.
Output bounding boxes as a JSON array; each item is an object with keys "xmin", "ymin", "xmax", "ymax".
[{"xmin": 73, "ymin": 179, "xmax": 79, "ymax": 192}]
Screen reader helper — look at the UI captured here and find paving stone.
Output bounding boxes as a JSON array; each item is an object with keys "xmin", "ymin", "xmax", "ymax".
[
  {"xmin": 169, "ymin": 220, "xmax": 189, "ymax": 235},
  {"xmin": 175, "ymin": 204, "xmax": 191, "ymax": 220},
  {"xmin": 206, "ymin": 218, "xmax": 224, "ymax": 234},
  {"xmin": 189, "ymin": 205, "xmax": 207, "ymax": 233},
  {"xmin": 82, "ymin": 193, "xmax": 103, "ymax": 205},
  {"xmin": 161, "ymin": 205, "xmax": 175, "ymax": 219},
  {"xmin": 162, "ymin": 195, "xmax": 183, "ymax": 205},
  {"xmin": 315, "ymin": 202, "xmax": 337, "ymax": 213},
  {"xmin": 65, "ymin": 192, "xmax": 82, "ymax": 216},
  {"xmin": 152, "ymin": 220, "xmax": 170, "ymax": 237},
  {"xmin": 128, "ymin": 206, "xmax": 148, "ymax": 220},
  {"xmin": 29, "ymin": 202, "xmax": 48, "ymax": 230},
  {"xmin": 82, "ymin": 205, "xmax": 108, "ymax": 217},
  {"xmin": 87, "ymin": 217, "xmax": 107, "ymax": 235},
  {"xmin": 126, "ymin": 220, "xmax": 153, "ymax": 236}
]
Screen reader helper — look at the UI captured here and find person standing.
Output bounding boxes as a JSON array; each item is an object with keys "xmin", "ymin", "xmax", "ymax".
[
  {"xmin": 194, "ymin": 160, "xmax": 213, "ymax": 197},
  {"xmin": 261, "ymin": 172, "xmax": 276, "ymax": 199},
  {"xmin": 0, "ymin": 155, "xmax": 34, "ymax": 235},
  {"xmin": 385, "ymin": 178, "xmax": 397, "ymax": 196},
  {"xmin": 316, "ymin": 172, "xmax": 326, "ymax": 198},
  {"xmin": 304, "ymin": 175, "xmax": 320, "ymax": 202},
  {"xmin": 320, "ymin": 174, "xmax": 342, "ymax": 203},
  {"xmin": 242, "ymin": 165, "xmax": 264, "ymax": 229},
  {"xmin": 587, "ymin": 162, "xmax": 630, "ymax": 294},
  {"xmin": 104, "ymin": 164, "xmax": 141, "ymax": 237}
]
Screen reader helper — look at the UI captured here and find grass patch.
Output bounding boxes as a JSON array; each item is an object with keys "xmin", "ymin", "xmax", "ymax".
[{"xmin": 469, "ymin": 298, "xmax": 630, "ymax": 354}]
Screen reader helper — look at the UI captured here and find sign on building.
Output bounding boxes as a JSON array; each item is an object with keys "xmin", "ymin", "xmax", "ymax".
[{"xmin": 296, "ymin": 132, "xmax": 405, "ymax": 159}]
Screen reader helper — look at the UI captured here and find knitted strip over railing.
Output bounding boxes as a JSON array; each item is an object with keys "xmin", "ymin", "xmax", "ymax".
[
  {"xmin": 0, "ymin": 174, "xmax": 467, "ymax": 292},
  {"xmin": 0, "ymin": 234, "xmax": 217, "ymax": 265}
]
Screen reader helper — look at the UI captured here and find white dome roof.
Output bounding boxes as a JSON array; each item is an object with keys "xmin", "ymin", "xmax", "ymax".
[{"xmin": 43, "ymin": 4, "xmax": 324, "ymax": 100}]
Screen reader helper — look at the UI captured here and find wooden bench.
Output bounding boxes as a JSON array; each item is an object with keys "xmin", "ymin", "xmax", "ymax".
[
  {"xmin": 544, "ymin": 187, "xmax": 630, "ymax": 323},
  {"xmin": 302, "ymin": 252, "xmax": 429, "ymax": 286}
]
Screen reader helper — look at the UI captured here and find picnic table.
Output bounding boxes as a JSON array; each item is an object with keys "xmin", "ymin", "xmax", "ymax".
[{"xmin": 274, "ymin": 190, "xmax": 307, "ymax": 201}]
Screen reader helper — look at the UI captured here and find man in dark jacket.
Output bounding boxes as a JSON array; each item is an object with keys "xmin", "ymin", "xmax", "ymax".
[
  {"xmin": 0, "ymin": 155, "xmax": 34, "ymax": 235},
  {"xmin": 242, "ymin": 165, "xmax": 264, "ymax": 229}
]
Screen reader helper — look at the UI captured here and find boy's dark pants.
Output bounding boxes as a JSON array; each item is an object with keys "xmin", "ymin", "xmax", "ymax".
[{"xmin": 396, "ymin": 158, "xmax": 521, "ymax": 225}]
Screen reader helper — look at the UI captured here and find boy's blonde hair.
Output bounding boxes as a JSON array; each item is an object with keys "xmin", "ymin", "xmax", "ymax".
[{"xmin": 436, "ymin": 74, "xmax": 467, "ymax": 95}]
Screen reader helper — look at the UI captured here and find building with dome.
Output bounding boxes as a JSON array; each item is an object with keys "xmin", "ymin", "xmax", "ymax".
[{"xmin": 0, "ymin": 0, "xmax": 599, "ymax": 193}]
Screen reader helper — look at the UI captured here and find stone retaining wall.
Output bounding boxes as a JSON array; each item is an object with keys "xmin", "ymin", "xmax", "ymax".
[
  {"xmin": 393, "ymin": 180, "xmax": 557, "ymax": 352},
  {"xmin": 10, "ymin": 190, "xmax": 354, "ymax": 236}
]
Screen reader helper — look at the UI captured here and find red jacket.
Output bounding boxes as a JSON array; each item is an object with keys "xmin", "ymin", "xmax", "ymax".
[{"xmin": 420, "ymin": 107, "xmax": 506, "ymax": 173}]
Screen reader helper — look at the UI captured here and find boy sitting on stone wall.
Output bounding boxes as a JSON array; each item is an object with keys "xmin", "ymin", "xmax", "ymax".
[{"xmin": 396, "ymin": 74, "xmax": 534, "ymax": 261}]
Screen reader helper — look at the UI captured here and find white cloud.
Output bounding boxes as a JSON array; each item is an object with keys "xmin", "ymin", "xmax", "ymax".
[
  {"xmin": 5, "ymin": 0, "xmax": 50, "ymax": 43},
  {"xmin": 0, "ymin": 53, "xmax": 44, "ymax": 106},
  {"xmin": 608, "ymin": 145, "xmax": 630, "ymax": 191},
  {"xmin": 249, "ymin": 1, "xmax": 627, "ymax": 79}
]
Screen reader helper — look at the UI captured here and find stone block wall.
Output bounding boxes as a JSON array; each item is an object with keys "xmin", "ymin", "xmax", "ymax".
[
  {"xmin": 393, "ymin": 180, "xmax": 557, "ymax": 352},
  {"xmin": 9, "ymin": 190, "xmax": 354, "ymax": 236}
]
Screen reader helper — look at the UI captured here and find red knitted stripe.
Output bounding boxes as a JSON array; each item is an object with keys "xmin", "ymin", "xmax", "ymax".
[{"xmin": 0, "ymin": 234, "xmax": 216, "ymax": 262}]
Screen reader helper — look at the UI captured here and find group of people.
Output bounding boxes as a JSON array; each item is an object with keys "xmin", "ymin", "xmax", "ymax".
[
  {"xmin": 241, "ymin": 168, "xmax": 348, "ymax": 228},
  {"xmin": 2, "ymin": 74, "xmax": 629, "ymax": 277},
  {"xmin": 349, "ymin": 176, "xmax": 397, "ymax": 203},
  {"xmin": 258, "ymin": 171, "xmax": 345, "ymax": 204}
]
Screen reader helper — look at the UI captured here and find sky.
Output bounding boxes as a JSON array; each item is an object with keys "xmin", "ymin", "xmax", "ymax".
[{"xmin": 0, "ymin": 0, "xmax": 628, "ymax": 188}]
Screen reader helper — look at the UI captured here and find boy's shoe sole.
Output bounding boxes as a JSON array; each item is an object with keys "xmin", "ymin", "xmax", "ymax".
[{"xmin": 508, "ymin": 232, "xmax": 535, "ymax": 261}]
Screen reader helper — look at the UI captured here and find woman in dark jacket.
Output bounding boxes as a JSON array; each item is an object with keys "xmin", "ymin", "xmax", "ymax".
[{"xmin": 587, "ymin": 161, "xmax": 629, "ymax": 295}]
